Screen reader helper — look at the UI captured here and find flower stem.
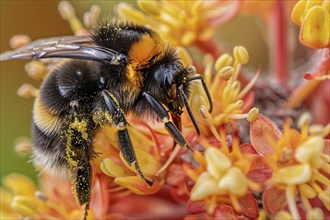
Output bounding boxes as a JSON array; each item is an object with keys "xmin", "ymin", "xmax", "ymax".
[{"xmin": 270, "ymin": 1, "xmax": 289, "ymax": 85}]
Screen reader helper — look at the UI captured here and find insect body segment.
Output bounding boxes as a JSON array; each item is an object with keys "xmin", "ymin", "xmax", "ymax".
[{"xmin": 1, "ymin": 21, "xmax": 213, "ymax": 219}]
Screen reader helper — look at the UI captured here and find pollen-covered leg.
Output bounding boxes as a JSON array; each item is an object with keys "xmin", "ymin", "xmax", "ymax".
[
  {"xmin": 102, "ymin": 90, "xmax": 153, "ymax": 186},
  {"xmin": 64, "ymin": 101, "xmax": 94, "ymax": 218},
  {"xmin": 142, "ymin": 91, "xmax": 192, "ymax": 151}
]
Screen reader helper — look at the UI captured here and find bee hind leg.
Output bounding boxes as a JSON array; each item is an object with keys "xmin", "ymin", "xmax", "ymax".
[{"xmin": 102, "ymin": 90, "xmax": 153, "ymax": 186}]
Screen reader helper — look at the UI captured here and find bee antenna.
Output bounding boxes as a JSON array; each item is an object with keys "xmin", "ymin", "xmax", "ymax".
[
  {"xmin": 178, "ymin": 85, "xmax": 200, "ymax": 136},
  {"xmin": 185, "ymin": 76, "xmax": 213, "ymax": 113}
]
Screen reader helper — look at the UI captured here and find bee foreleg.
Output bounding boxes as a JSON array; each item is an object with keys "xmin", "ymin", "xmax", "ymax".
[
  {"xmin": 102, "ymin": 90, "xmax": 153, "ymax": 186},
  {"xmin": 142, "ymin": 91, "xmax": 192, "ymax": 151}
]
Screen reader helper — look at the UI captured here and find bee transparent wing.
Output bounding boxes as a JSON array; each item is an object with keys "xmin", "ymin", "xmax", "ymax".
[{"xmin": 0, "ymin": 35, "xmax": 126, "ymax": 64}]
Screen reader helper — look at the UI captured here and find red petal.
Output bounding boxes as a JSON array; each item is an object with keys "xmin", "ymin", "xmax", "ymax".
[
  {"xmin": 248, "ymin": 156, "xmax": 273, "ymax": 186},
  {"xmin": 262, "ymin": 187, "xmax": 287, "ymax": 217},
  {"xmin": 166, "ymin": 164, "xmax": 187, "ymax": 186},
  {"xmin": 239, "ymin": 143, "xmax": 258, "ymax": 154},
  {"xmin": 91, "ymin": 174, "xmax": 110, "ymax": 219},
  {"xmin": 109, "ymin": 194, "xmax": 186, "ymax": 219},
  {"xmin": 214, "ymin": 205, "xmax": 238, "ymax": 220},
  {"xmin": 186, "ymin": 200, "xmax": 206, "ymax": 215},
  {"xmin": 250, "ymin": 114, "xmax": 282, "ymax": 155},
  {"xmin": 235, "ymin": 192, "xmax": 259, "ymax": 219}
]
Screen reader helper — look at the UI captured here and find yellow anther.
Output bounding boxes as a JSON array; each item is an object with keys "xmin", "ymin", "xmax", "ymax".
[
  {"xmin": 233, "ymin": 46, "xmax": 249, "ymax": 64},
  {"xmin": 215, "ymin": 53, "xmax": 233, "ymax": 71},
  {"xmin": 300, "ymin": 5, "xmax": 329, "ymax": 48},
  {"xmin": 58, "ymin": 1, "xmax": 75, "ymax": 20},
  {"xmin": 116, "ymin": 2, "xmax": 149, "ymax": 25},
  {"xmin": 299, "ymin": 184, "xmax": 317, "ymax": 198},
  {"xmin": 83, "ymin": 5, "xmax": 101, "ymax": 28},
  {"xmin": 58, "ymin": 1, "xmax": 83, "ymax": 33},
  {"xmin": 9, "ymin": 35, "xmax": 31, "ymax": 49},
  {"xmin": 247, "ymin": 107, "xmax": 259, "ymax": 122},
  {"xmin": 218, "ymin": 66, "xmax": 234, "ymax": 79},
  {"xmin": 308, "ymin": 124, "xmax": 324, "ymax": 135},
  {"xmin": 137, "ymin": 0, "xmax": 160, "ymax": 16},
  {"xmin": 318, "ymin": 190, "xmax": 330, "ymax": 210},
  {"xmin": 297, "ymin": 112, "xmax": 312, "ymax": 129},
  {"xmin": 224, "ymin": 100, "xmax": 243, "ymax": 114},
  {"xmin": 323, "ymin": 0, "xmax": 330, "ymax": 13},
  {"xmin": 17, "ymin": 84, "xmax": 38, "ymax": 98},
  {"xmin": 294, "ymin": 136, "xmax": 324, "ymax": 168},
  {"xmin": 14, "ymin": 137, "xmax": 32, "ymax": 156},
  {"xmin": 25, "ymin": 61, "xmax": 47, "ymax": 81},
  {"xmin": 291, "ymin": 0, "xmax": 307, "ymax": 26},
  {"xmin": 191, "ymin": 0, "xmax": 204, "ymax": 16}
]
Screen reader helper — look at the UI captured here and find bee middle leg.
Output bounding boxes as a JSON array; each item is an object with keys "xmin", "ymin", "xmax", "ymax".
[
  {"xmin": 142, "ymin": 91, "xmax": 192, "ymax": 151},
  {"xmin": 101, "ymin": 90, "xmax": 153, "ymax": 186}
]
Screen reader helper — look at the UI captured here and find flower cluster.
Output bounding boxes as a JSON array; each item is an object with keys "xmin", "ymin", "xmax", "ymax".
[{"xmin": 1, "ymin": 0, "xmax": 329, "ymax": 219}]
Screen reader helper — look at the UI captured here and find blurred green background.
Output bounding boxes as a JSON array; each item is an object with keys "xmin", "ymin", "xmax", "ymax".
[{"xmin": 1, "ymin": 1, "xmax": 301, "ymax": 182}]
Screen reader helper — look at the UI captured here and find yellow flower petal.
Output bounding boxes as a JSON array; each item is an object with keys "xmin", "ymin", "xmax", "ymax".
[
  {"xmin": 307, "ymin": 208, "xmax": 324, "ymax": 220},
  {"xmin": 205, "ymin": 148, "xmax": 231, "ymax": 179},
  {"xmin": 100, "ymin": 158, "xmax": 125, "ymax": 178},
  {"xmin": 190, "ymin": 172, "xmax": 225, "ymax": 201},
  {"xmin": 2, "ymin": 174, "xmax": 36, "ymax": 197},
  {"xmin": 114, "ymin": 176, "xmax": 162, "ymax": 195},
  {"xmin": 218, "ymin": 167, "xmax": 248, "ymax": 196},
  {"xmin": 318, "ymin": 190, "xmax": 330, "ymax": 211},
  {"xmin": 120, "ymin": 148, "xmax": 161, "ymax": 176},
  {"xmin": 274, "ymin": 210, "xmax": 293, "ymax": 220},
  {"xmin": 294, "ymin": 136, "xmax": 324, "ymax": 168},
  {"xmin": 12, "ymin": 196, "xmax": 37, "ymax": 210},
  {"xmin": 299, "ymin": 6, "xmax": 330, "ymax": 48},
  {"xmin": 11, "ymin": 196, "xmax": 37, "ymax": 217},
  {"xmin": 275, "ymin": 164, "xmax": 312, "ymax": 185}
]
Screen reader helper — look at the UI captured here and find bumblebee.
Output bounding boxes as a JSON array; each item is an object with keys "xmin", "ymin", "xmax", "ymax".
[{"xmin": 1, "ymin": 21, "xmax": 212, "ymax": 218}]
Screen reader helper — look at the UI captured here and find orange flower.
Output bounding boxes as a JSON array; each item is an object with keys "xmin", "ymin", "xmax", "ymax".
[{"xmin": 251, "ymin": 113, "xmax": 330, "ymax": 219}]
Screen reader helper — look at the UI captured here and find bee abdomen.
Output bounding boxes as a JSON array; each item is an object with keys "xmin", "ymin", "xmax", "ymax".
[
  {"xmin": 33, "ymin": 95, "xmax": 63, "ymax": 136},
  {"xmin": 31, "ymin": 122, "xmax": 68, "ymax": 177}
]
